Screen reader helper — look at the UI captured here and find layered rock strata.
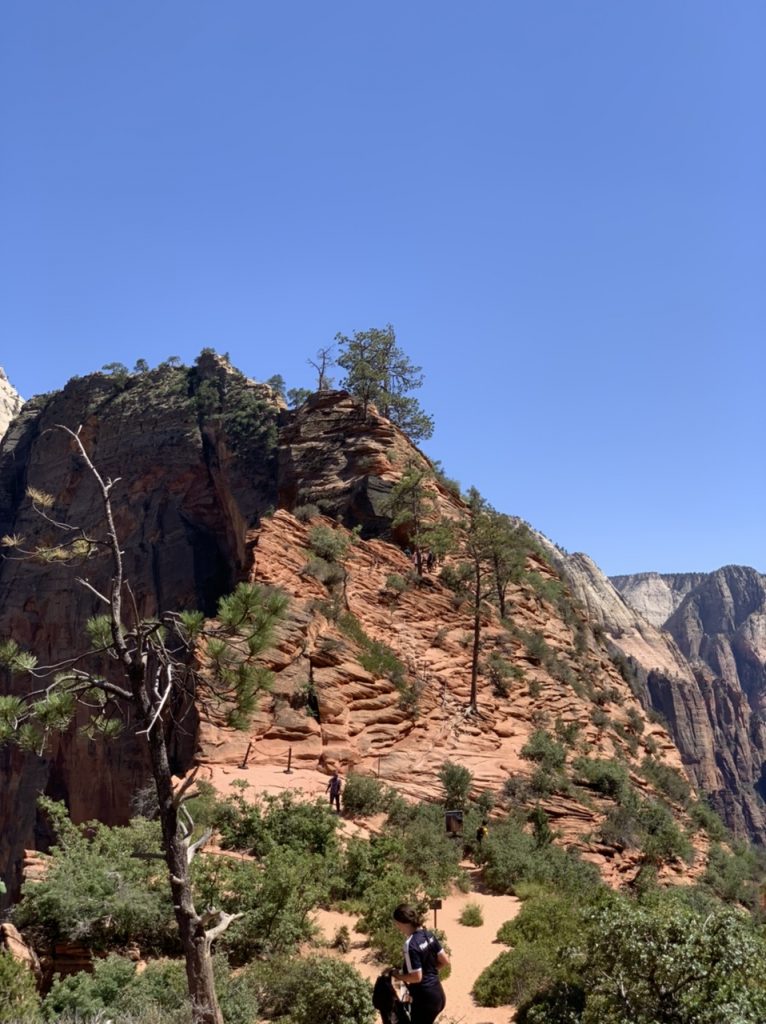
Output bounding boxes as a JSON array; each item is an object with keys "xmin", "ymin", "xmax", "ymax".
[
  {"xmin": 0, "ymin": 360, "xmax": 702, "ymax": 901},
  {"xmin": 611, "ymin": 567, "xmax": 766, "ymax": 840}
]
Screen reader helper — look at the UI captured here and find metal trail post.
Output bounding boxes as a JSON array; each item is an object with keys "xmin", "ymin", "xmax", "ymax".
[{"xmin": 284, "ymin": 746, "xmax": 293, "ymax": 774}]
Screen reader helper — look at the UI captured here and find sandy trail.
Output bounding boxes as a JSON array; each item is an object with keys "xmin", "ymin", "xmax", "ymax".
[
  {"xmin": 201, "ymin": 764, "xmax": 520, "ymax": 1021},
  {"xmin": 314, "ymin": 881, "xmax": 519, "ymax": 1024}
]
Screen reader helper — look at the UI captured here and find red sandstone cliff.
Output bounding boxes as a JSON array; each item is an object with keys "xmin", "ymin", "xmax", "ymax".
[{"xmin": 0, "ymin": 358, "xmax": 708, "ymax": 899}]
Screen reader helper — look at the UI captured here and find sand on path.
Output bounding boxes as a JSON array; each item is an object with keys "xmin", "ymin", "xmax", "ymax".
[
  {"xmin": 314, "ymin": 883, "xmax": 519, "ymax": 1024},
  {"xmin": 200, "ymin": 763, "xmax": 520, "ymax": 1020}
]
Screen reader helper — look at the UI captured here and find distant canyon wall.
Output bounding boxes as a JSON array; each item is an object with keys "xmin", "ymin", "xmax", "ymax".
[{"xmin": 0, "ymin": 369, "xmax": 22, "ymax": 440}]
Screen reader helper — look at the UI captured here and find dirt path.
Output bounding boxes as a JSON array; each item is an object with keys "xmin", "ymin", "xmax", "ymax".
[{"xmin": 313, "ymin": 882, "xmax": 519, "ymax": 1024}]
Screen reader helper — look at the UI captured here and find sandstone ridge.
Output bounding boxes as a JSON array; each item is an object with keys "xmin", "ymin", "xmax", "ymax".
[{"xmin": 0, "ymin": 360, "xmax": 708, "ymax": 899}]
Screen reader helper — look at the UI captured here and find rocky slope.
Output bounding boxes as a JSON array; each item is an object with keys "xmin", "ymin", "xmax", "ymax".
[
  {"xmin": 0, "ymin": 368, "xmax": 23, "ymax": 440},
  {"xmin": 611, "ymin": 567, "xmax": 766, "ymax": 840},
  {"xmin": 0, "ymin": 357, "xmax": 705, "ymax": 900}
]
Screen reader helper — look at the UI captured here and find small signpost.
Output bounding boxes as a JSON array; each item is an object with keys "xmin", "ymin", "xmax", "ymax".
[
  {"xmin": 284, "ymin": 746, "xmax": 293, "ymax": 774},
  {"xmin": 429, "ymin": 897, "xmax": 443, "ymax": 929}
]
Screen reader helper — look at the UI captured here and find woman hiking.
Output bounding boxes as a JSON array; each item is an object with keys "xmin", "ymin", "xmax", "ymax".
[{"xmin": 389, "ymin": 903, "xmax": 449, "ymax": 1024}]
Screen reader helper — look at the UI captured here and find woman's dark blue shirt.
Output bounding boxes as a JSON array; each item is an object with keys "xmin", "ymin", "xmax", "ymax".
[{"xmin": 402, "ymin": 929, "xmax": 443, "ymax": 992}]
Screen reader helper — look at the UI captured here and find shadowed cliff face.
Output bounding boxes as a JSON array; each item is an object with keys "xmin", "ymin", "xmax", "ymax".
[
  {"xmin": 0, "ymin": 357, "xmax": 280, "ymax": 900},
  {"xmin": 0, "ymin": 363, "xmax": 704, "ymax": 899},
  {"xmin": 610, "ymin": 567, "xmax": 766, "ymax": 840}
]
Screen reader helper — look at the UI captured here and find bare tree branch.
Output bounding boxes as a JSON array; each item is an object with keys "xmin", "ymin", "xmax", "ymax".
[
  {"xmin": 204, "ymin": 911, "xmax": 243, "ymax": 943},
  {"xmin": 172, "ymin": 766, "xmax": 201, "ymax": 809},
  {"xmin": 187, "ymin": 828, "xmax": 213, "ymax": 865},
  {"xmin": 75, "ymin": 577, "xmax": 111, "ymax": 605}
]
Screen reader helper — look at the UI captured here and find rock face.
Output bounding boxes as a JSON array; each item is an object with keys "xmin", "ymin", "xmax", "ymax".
[
  {"xmin": 611, "ymin": 566, "xmax": 766, "ymax": 839},
  {"xmin": 610, "ymin": 572, "xmax": 706, "ymax": 628},
  {"xmin": 0, "ymin": 357, "xmax": 280, "ymax": 900},
  {"xmin": 0, "ymin": 359, "xmax": 703, "ymax": 900},
  {"xmin": 0, "ymin": 368, "xmax": 23, "ymax": 441}
]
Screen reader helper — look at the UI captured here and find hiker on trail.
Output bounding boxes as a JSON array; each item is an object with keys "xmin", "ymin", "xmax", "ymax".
[
  {"xmin": 326, "ymin": 769, "xmax": 342, "ymax": 813},
  {"xmin": 476, "ymin": 819, "xmax": 488, "ymax": 848},
  {"xmin": 390, "ymin": 903, "xmax": 449, "ymax": 1024}
]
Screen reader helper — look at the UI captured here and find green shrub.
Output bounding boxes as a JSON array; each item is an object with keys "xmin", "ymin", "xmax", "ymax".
[
  {"xmin": 342, "ymin": 773, "xmax": 386, "ymax": 817},
  {"xmin": 599, "ymin": 804, "xmax": 643, "ymax": 849},
  {"xmin": 637, "ymin": 798, "xmax": 694, "ymax": 865},
  {"xmin": 574, "ymin": 897, "xmax": 766, "ymax": 1024},
  {"xmin": 703, "ymin": 841, "xmax": 764, "ymax": 908},
  {"xmin": 43, "ymin": 954, "xmax": 260, "ymax": 1024},
  {"xmin": 525, "ymin": 631, "xmax": 553, "ymax": 666},
  {"xmin": 438, "ymin": 761, "xmax": 473, "ymax": 809},
  {"xmin": 307, "ymin": 525, "xmax": 350, "ymax": 563},
  {"xmin": 338, "ymin": 614, "xmax": 406, "ymax": 687},
  {"xmin": 476, "ymin": 890, "xmax": 600, "ymax": 1009},
  {"xmin": 256, "ymin": 955, "xmax": 373, "ymax": 1024},
  {"xmin": 459, "ymin": 901, "xmax": 484, "ymax": 926},
  {"xmin": 0, "ymin": 951, "xmax": 41, "ymax": 1023},
  {"xmin": 598, "ymin": 789, "xmax": 693, "ymax": 865},
  {"xmin": 572, "ymin": 757, "xmax": 630, "ymax": 801},
  {"xmin": 14, "ymin": 800, "xmax": 176, "ymax": 954},
  {"xmin": 520, "ymin": 730, "xmax": 566, "ymax": 773},
  {"xmin": 333, "ymin": 924, "xmax": 351, "ymax": 953},
  {"xmin": 304, "ymin": 555, "xmax": 346, "ymax": 586},
  {"xmin": 195, "ymin": 848, "xmax": 332, "ymax": 962},
  {"xmin": 385, "ymin": 573, "xmax": 409, "ymax": 595},
  {"xmin": 486, "ymin": 890, "xmax": 766, "ymax": 1023},
  {"xmin": 554, "ymin": 718, "xmax": 581, "ymax": 747},
  {"xmin": 356, "ymin": 864, "xmax": 425, "ymax": 962},
  {"xmin": 625, "ymin": 706, "xmax": 645, "ymax": 735},
  {"xmin": 485, "ymin": 652, "xmax": 522, "ymax": 697},
  {"xmin": 590, "ymin": 707, "xmax": 610, "ymax": 730},
  {"xmin": 215, "ymin": 790, "xmax": 340, "ymax": 857},
  {"xmin": 689, "ymin": 800, "xmax": 727, "ymax": 840},
  {"xmin": 481, "ymin": 818, "xmax": 599, "ymax": 897},
  {"xmin": 473, "ymin": 946, "xmax": 559, "ymax": 1008},
  {"xmin": 640, "ymin": 757, "xmax": 692, "ymax": 807},
  {"xmin": 44, "ymin": 955, "xmax": 139, "ymax": 1021},
  {"xmin": 294, "ymin": 503, "xmax": 320, "ymax": 522}
]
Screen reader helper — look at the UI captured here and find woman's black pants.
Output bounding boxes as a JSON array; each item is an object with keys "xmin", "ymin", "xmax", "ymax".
[{"xmin": 409, "ymin": 983, "xmax": 446, "ymax": 1024}]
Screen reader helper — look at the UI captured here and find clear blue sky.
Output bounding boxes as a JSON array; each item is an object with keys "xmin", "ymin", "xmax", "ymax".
[{"xmin": 2, "ymin": 2, "xmax": 764, "ymax": 576}]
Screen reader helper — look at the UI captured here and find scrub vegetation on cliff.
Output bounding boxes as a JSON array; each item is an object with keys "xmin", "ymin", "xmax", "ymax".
[{"xmin": 2, "ymin": 345, "xmax": 765, "ymax": 1024}]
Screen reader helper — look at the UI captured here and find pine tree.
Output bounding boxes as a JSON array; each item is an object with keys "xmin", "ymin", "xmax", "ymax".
[
  {"xmin": 384, "ymin": 459, "xmax": 454, "ymax": 574},
  {"xmin": 335, "ymin": 325, "xmax": 434, "ymax": 441}
]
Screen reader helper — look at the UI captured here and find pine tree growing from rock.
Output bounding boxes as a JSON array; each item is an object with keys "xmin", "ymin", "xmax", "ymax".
[{"xmin": 335, "ymin": 324, "xmax": 434, "ymax": 441}]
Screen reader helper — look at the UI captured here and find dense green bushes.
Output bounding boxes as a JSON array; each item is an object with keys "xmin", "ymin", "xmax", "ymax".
[
  {"xmin": 480, "ymin": 817, "xmax": 599, "ymax": 897},
  {"xmin": 215, "ymin": 787, "xmax": 340, "ymax": 857},
  {"xmin": 572, "ymin": 757, "xmax": 629, "ymax": 801},
  {"xmin": 341, "ymin": 773, "xmax": 387, "ymax": 816},
  {"xmin": 0, "ymin": 951, "xmax": 40, "ymax": 1023},
  {"xmin": 14, "ymin": 800, "xmax": 176, "ymax": 954},
  {"xmin": 41, "ymin": 952, "xmax": 374, "ymax": 1024},
  {"xmin": 252, "ymin": 955, "xmax": 374, "ymax": 1024},
  {"xmin": 42, "ymin": 953, "xmax": 263, "ymax": 1024},
  {"xmin": 476, "ymin": 889, "xmax": 766, "ymax": 1023}
]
